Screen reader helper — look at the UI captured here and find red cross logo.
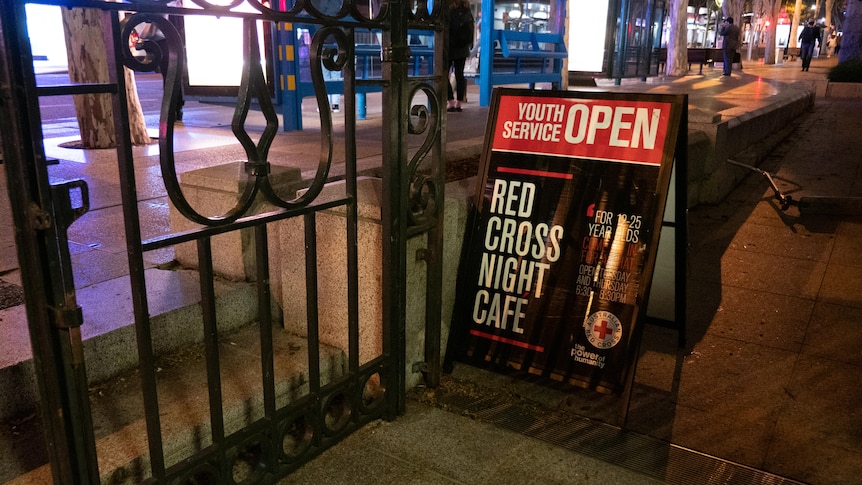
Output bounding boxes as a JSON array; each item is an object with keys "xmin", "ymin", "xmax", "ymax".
[
  {"xmin": 584, "ymin": 311, "xmax": 622, "ymax": 350},
  {"xmin": 594, "ymin": 319, "xmax": 612, "ymax": 340}
]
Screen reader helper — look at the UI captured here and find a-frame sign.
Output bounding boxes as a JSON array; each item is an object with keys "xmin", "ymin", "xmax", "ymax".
[{"xmin": 447, "ymin": 88, "xmax": 687, "ymax": 404}]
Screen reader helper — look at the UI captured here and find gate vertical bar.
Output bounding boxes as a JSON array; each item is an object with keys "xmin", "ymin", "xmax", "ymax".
[
  {"xmin": 381, "ymin": 0, "xmax": 409, "ymax": 417},
  {"xmin": 255, "ymin": 224, "xmax": 277, "ymax": 418},
  {"xmin": 197, "ymin": 237, "xmax": 227, "ymax": 446},
  {"xmin": 304, "ymin": 213, "xmax": 322, "ymax": 396},
  {"xmin": 0, "ymin": 2, "xmax": 99, "ymax": 482},
  {"xmin": 424, "ymin": 6, "xmax": 448, "ymax": 389},
  {"xmin": 343, "ymin": 27, "xmax": 360, "ymax": 377},
  {"xmin": 0, "ymin": 3, "xmax": 73, "ymax": 482},
  {"xmin": 103, "ymin": 8, "xmax": 168, "ymax": 481}
]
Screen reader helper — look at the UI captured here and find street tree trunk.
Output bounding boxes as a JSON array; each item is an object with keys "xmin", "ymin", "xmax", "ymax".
[
  {"xmin": 721, "ymin": 0, "xmax": 745, "ymax": 62},
  {"xmin": 823, "ymin": 0, "xmax": 840, "ymax": 54},
  {"xmin": 722, "ymin": 0, "xmax": 744, "ymax": 25},
  {"xmin": 839, "ymin": 0, "xmax": 862, "ymax": 62},
  {"xmin": 762, "ymin": 0, "xmax": 783, "ymax": 64},
  {"xmin": 61, "ymin": 8, "xmax": 151, "ymax": 149},
  {"xmin": 666, "ymin": 0, "xmax": 688, "ymax": 76},
  {"xmin": 790, "ymin": 0, "xmax": 803, "ymax": 48}
]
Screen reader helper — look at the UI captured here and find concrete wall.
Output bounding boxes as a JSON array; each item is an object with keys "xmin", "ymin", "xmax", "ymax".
[{"xmin": 686, "ymin": 90, "xmax": 814, "ymax": 205}]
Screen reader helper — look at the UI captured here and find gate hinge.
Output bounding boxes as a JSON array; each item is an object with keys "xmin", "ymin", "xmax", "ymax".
[
  {"xmin": 49, "ymin": 304, "xmax": 84, "ymax": 329},
  {"xmin": 411, "ymin": 361, "xmax": 429, "ymax": 374},
  {"xmin": 28, "ymin": 202, "xmax": 52, "ymax": 230}
]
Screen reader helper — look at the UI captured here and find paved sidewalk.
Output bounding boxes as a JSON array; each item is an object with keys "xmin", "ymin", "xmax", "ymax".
[{"xmin": 283, "ymin": 403, "xmax": 662, "ymax": 485}]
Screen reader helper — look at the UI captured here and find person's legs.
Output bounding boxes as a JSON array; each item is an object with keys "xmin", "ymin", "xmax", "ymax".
[
  {"xmin": 453, "ymin": 58, "xmax": 467, "ymax": 108},
  {"xmin": 723, "ymin": 48, "xmax": 732, "ymax": 75},
  {"xmin": 446, "ymin": 59, "xmax": 458, "ymax": 111},
  {"xmin": 801, "ymin": 43, "xmax": 814, "ymax": 70}
]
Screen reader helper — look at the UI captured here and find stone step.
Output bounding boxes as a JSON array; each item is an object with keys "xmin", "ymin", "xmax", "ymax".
[
  {"xmin": 0, "ymin": 266, "xmax": 269, "ymax": 422},
  {"xmin": 1, "ymin": 320, "xmax": 346, "ymax": 484}
]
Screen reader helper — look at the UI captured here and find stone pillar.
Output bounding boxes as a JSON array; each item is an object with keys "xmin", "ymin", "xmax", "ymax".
[{"xmin": 279, "ymin": 178, "xmax": 384, "ymax": 368}]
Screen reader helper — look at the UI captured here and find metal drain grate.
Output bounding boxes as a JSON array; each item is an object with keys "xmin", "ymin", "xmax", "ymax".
[{"xmin": 435, "ymin": 391, "xmax": 804, "ymax": 485}]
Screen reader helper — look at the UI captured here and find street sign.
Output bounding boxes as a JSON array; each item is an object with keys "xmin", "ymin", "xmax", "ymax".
[{"xmin": 449, "ymin": 88, "xmax": 686, "ymax": 394}]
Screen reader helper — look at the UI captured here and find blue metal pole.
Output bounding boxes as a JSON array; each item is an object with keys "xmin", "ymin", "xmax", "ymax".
[
  {"xmin": 278, "ymin": 21, "xmax": 302, "ymax": 131},
  {"xmin": 479, "ymin": 0, "xmax": 494, "ymax": 106},
  {"xmin": 358, "ymin": 92, "xmax": 367, "ymax": 120}
]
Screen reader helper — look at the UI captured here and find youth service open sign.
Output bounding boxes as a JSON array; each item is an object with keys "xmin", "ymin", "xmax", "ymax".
[{"xmin": 450, "ymin": 89, "xmax": 686, "ymax": 393}]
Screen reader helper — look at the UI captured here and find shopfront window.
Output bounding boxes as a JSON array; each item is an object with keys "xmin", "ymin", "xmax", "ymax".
[
  {"xmin": 612, "ymin": 0, "xmax": 665, "ymax": 79},
  {"xmin": 660, "ymin": 1, "xmax": 757, "ymax": 50}
]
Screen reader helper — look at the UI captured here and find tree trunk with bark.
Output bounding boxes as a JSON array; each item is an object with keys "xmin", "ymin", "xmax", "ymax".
[
  {"xmin": 790, "ymin": 0, "xmax": 803, "ymax": 48},
  {"xmin": 722, "ymin": 0, "xmax": 745, "ymax": 61},
  {"xmin": 666, "ymin": 0, "xmax": 689, "ymax": 76},
  {"xmin": 722, "ymin": 0, "xmax": 744, "ymax": 25},
  {"xmin": 839, "ymin": 0, "xmax": 862, "ymax": 63},
  {"xmin": 61, "ymin": 8, "xmax": 151, "ymax": 149},
  {"xmin": 762, "ymin": 0, "xmax": 782, "ymax": 64}
]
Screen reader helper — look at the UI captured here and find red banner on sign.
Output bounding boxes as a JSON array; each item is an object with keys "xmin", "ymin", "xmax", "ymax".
[{"xmin": 491, "ymin": 95, "xmax": 671, "ymax": 166}]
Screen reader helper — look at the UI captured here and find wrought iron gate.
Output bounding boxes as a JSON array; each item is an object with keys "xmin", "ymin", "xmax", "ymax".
[{"xmin": 0, "ymin": 0, "xmax": 445, "ymax": 482}]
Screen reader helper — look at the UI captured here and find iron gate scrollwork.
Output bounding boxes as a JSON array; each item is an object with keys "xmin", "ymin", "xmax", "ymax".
[{"xmin": 0, "ymin": 0, "xmax": 446, "ymax": 482}]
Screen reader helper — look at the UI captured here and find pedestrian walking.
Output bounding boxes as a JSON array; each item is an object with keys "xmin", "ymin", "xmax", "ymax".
[
  {"xmin": 446, "ymin": 0, "xmax": 474, "ymax": 112},
  {"xmin": 719, "ymin": 17, "xmax": 741, "ymax": 76},
  {"xmin": 798, "ymin": 20, "xmax": 821, "ymax": 71}
]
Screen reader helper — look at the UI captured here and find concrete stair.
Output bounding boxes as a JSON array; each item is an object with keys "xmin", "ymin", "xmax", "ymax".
[
  {"xmin": 0, "ymin": 256, "xmax": 350, "ymax": 483},
  {"xmin": 1, "ymin": 297, "xmax": 347, "ymax": 484},
  {"xmin": 0, "ymin": 266, "xmax": 266, "ymax": 420}
]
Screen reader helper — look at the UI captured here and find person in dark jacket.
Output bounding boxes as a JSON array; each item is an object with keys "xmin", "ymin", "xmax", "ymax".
[
  {"xmin": 719, "ymin": 17, "xmax": 741, "ymax": 76},
  {"xmin": 799, "ymin": 20, "xmax": 821, "ymax": 71},
  {"xmin": 446, "ymin": 0, "xmax": 474, "ymax": 112}
]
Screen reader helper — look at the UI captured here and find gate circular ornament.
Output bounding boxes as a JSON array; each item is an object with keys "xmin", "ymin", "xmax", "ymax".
[{"xmin": 583, "ymin": 311, "xmax": 623, "ymax": 349}]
